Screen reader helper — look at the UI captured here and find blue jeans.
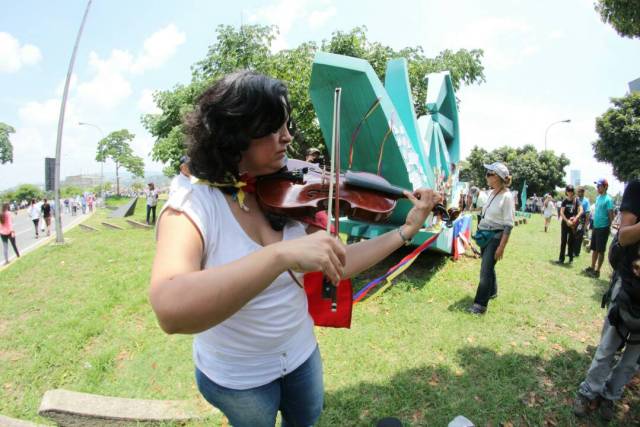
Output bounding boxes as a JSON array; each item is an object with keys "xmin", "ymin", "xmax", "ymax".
[
  {"xmin": 195, "ymin": 346, "xmax": 324, "ymax": 427},
  {"xmin": 474, "ymin": 233, "xmax": 502, "ymax": 307}
]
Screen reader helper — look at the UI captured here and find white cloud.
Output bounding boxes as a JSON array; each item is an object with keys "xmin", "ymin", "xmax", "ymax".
[
  {"xmin": 442, "ymin": 17, "xmax": 539, "ymax": 70},
  {"xmin": 75, "ymin": 50, "xmax": 133, "ymax": 109},
  {"xmin": 18, "ymin": 99, "xmax": 61, "ymax": 125},
  {"xmin": 248, "ymin": 0, "xmax": 336, "ymax": 52},
  {"xmin": 0, "ymin": 32, "xmax": 42, "ymax": 73},
  {"xmin": 308, "ymin": 7, "xmax": 336, "ymax": 29},
  {"xmin": 456, "ymin": 86, "xmax": 624, "ymax": 194},
  {"xmin": 131, "ymin": 24, "xmax": 186, "ymax": 74},
  {"xmin": 137, "ymin": 89, "xmax": 161, "ymax": 114}
]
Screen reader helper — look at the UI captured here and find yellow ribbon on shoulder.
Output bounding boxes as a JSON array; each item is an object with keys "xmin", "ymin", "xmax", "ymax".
[{"xmin": 192, "ymin": 176, "xmax": 251, "ymax": 211}]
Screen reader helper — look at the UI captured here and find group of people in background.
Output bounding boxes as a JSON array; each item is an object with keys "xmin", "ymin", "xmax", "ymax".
[
  {"xmin": 555, "ymin": 179, "xmax": 616, "ymax": 280},
  {"xmin": 63, "ymin": 193, "xmax": 96, "ymax": 216}
]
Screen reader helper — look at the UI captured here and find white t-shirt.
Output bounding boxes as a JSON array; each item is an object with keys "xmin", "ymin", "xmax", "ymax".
[
  {"xmin": 478, "ymin": 189, "xmax": 515, "ymax": 230},
  {"xmin": 146, "ymin": 189, "xmax": 158, "ymax": 207},
  {"xmin": 543, "ymin": 200, "xmax": 556, "ymax": 217},
  {"xmin": 28, "ymin": 203, "xmax": 42, "ymax": 220},
  {"xmin": 159, "ymin": 176, "xmax": 316, "ymax": 390},
  {"xmin": 475, "ymin": 190, "xmax": 488, "ymax": 209}
]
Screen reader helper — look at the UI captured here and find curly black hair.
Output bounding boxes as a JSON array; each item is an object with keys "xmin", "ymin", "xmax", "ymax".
[{"xmin": 184, "ymin": 71, "xmax": 291, "ymax": 187}]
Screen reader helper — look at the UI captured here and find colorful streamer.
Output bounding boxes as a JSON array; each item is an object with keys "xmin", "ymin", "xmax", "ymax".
[{"xmin": 353, "ymin": 232, "xmax": 441, "ymax": 303}]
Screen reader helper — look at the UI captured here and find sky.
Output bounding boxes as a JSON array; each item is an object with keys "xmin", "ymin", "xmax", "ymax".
[{"xmin": 1, "ymin": 0, "xmax": 639, "ymax": 195}]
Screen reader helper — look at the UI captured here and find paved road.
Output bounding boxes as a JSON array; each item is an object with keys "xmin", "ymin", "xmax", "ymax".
[{"xmin": 3, "ymin": 206, "xmax": 91, "ymax": 264}]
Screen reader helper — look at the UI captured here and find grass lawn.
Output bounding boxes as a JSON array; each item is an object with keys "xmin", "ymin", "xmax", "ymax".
[{"xmin": 1, "ymin": 205, "xmax": 638, "ymax": 426}]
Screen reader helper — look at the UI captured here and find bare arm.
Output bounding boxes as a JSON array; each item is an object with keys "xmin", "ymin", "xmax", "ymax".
[
  {"xmin": 342, "ymin": 189, "xmax": 441, "ymax": 277},
  {"xmin": 618, "ymin": 211, "xmax": 640, "ymax": 247},
  {"xmin": 150, "ymin": 208, "xmax": 346, "ymax": 335}
]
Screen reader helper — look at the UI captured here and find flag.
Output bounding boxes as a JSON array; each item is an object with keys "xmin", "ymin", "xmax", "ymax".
[{"xmin": 520, "ymin": 180, "xmax": 528, "ymax": 212}]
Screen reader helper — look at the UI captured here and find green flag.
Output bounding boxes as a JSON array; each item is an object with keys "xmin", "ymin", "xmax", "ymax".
[{"xmin": 520, "ymin": 180, "xmax": 528, "ymax": 212}]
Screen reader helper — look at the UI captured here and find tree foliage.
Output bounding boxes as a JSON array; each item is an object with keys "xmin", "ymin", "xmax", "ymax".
[
  {"xmin": 461, "ymin": 145, "xmax": 570, "ymax": 196},
  {"xmin": 593, "ymin": 92, "xmax": 640, "ymax": 182},
  {"xmin": 0, "ymin": 122, "xmax": 15, "ymax": 164},
  {"xmin": 143, "ymin": 25, "xmax": 486, "ymax": 176},
  {"xmin": 595, "ymin": 0, "xmax": 640, "ymax": 39},
  {"xmin": 96, "ymin": 129, "xmax": 144, "ymax": 194},
  {"xmin": 4, "ymin": 184, "xmax": 44, "ymax": 202}
]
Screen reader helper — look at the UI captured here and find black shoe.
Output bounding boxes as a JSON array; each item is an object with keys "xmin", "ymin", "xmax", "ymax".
[
  {"xmin": 467, "ymin": 304, "xmax": 487, "ymax": 315},
  {"xmin": 593, "ymin": 270, "xmax": 600, "ymax": 278},
  {"xmin": 599, "ymin": 398, "xmax": 615, "ymax": 421},
  {"xmin": 572, "ymin": 394, "xmax": 593, "ymax": 417},
  {"xmin": 554, "ymin": 260, "xmax": 564, "ymax": 265},
  {"xmin": 584, "ymin": 267, "xmax": 594, "ymax": 274}
]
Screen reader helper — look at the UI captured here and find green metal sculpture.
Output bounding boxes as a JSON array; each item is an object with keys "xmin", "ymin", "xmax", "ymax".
[{"xmin": 309, "ymin": 52, "xmax": 468, "ymax": 253}]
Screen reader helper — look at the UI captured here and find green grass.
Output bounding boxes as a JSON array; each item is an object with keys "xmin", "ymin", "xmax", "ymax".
[{"xmin": 1, "ymin": 210, "xmax": 638, "ymax": 426}]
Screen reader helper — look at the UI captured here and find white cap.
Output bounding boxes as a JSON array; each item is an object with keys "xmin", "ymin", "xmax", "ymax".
[{"xmin": 483, "ymin": 162, "xmax": 510, "ymax": 180}]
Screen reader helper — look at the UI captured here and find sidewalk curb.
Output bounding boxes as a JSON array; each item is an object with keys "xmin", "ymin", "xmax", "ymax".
[{"xmin": 0, "ymin": 210, "xmax": 96, "ymax": 273}]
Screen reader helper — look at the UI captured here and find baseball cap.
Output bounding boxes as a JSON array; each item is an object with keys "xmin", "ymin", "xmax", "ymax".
[
  {"xmin": 566, "ymin": 184, "xmax": 575, "ymax": 192},
  {"xmin": 483, "ymin": 162, "xmax": 510, "ymax": 180},
  {"xmin": 595, "ymin": 178, "xmax": 608, "ymax": 187},
  {"xmin": 179, "ymin": 155, "xmax": 189, "ymax": 164}
]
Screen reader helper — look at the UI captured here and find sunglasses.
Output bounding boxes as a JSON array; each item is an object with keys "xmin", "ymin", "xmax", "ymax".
[{"xmin": 485, "ymin": 171, "xmax": 496, "ymax": 177}]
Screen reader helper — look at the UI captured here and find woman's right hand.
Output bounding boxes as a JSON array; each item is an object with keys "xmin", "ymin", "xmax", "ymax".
[{"xmin": 275, "ymin": 231, "xmax": 346, "ymax": 285}]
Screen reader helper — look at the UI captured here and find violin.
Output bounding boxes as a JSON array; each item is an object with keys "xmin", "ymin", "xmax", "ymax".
[{"xmin": 256, "ymin": 159, "xmax": 460, "ymax": 227}]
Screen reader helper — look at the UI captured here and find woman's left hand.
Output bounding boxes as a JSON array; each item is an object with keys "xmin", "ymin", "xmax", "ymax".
[
  {"xmin": 402, "ymin": 189, "xmax": 443, "ymax": 238},
  {"xmin": 495, "ymin": 245, "xmax": 505, "ymax": 261}
]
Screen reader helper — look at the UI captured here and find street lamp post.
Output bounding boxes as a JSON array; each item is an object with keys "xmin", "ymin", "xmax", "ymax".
[
  {"xmin": 544, "ymin": 119, "xmax": 571, "ymax": 151},
  {"xmin": 78, "ymin": 121, "xmax": 104, "ymax": 204},
  {"xmin": 53, "ymin": 0, "xmax": 93, "ymax": 244}
]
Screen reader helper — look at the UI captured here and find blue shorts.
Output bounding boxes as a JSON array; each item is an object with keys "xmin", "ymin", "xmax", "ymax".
[{"xmin": 195, "ymin": 345, "xmax": 323, "ymax": 427}]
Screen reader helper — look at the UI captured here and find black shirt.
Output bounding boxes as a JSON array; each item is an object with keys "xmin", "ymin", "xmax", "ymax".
[
  {"xmin": 620, "ymin": 180, "xmax": 640, "ymax": 289},
  {"xmin": 41, "ymin": 202, "xmax": 51, "ymax": 218},
  {"xmin": 561, "ymin": 197, "xmax": 579, "ymax": 219}
]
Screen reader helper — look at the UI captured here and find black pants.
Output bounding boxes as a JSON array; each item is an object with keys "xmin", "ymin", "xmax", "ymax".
[
  {"xmin": 32, "ymin": 218, "xmax": 39, "ymax": 235},
  {"xmin": 559, "ymin": 222, "xmax": 575, "ymax": 262},
  {"xmin": 146, "ymin": 205, "xmax": 157, "ymax": 224},
  {"xmin": 574, "ymin": 223, "xmax": 585, "ymax": 257},
  {"xmin": 1, "ymin": 233, "xmax": 20, "ymax": 260}
]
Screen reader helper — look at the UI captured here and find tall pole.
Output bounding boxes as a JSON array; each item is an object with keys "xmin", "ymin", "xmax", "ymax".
[
  {"xmin": 544, "ymin": 119, "xmax": 571, "ymax": 151},
  {"xmin": 53, "ymin": 0, "xmax": 93, "ymax": 243},
  {"xmin": 78, "ymin": 122, "xmax": 104, "ymax": 204}
]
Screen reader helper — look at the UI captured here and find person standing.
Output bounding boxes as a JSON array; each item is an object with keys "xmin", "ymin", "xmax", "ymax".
[
  {"xmin": 28, "ymin": 198, "xmax": 41, "ymax": 238},
  {"xmin": 149, "ymin": 71, "xmax": 442, "ymax": 426},
  {"xmin": 573, "ymin": 179, "xmax": 640, "ymax": 421},
  {"xmin": 146, "ymin": 182, "xmax": 158, "ymax": 225},
  {"xmin": 469, "ymin": 162, "xmax": 514, "ymax": 315},
  {"xmin": 556, "ymin": 185, "xmax": 582, "ymax": 265},
  {"xmin": 543, "ymin": 194, "xmax": 555, "ymax": 232},
  {"xmin": 574, "ymin": 187, "xmax": 591, "ymax": 257},
  {"xmin": 0, "ymin": 202, "xmax": 20, "ymax": 265},
  {"xmin": 41, "ymin": 198, "xmax": 52, "ymax": 236},
  {"xmin": 585, "ymin": 179, "xmax": 615, "ymax": 278}
]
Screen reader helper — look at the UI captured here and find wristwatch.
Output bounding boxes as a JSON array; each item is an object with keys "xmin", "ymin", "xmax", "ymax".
[{"xmin": 397, "ymin": 226, "xmax": 413, "ymax": 246}]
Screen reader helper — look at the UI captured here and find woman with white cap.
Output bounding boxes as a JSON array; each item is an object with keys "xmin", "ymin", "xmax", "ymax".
[{"xmin": 469, "ymin": 162, "xmax": 515, "ymax": 314}]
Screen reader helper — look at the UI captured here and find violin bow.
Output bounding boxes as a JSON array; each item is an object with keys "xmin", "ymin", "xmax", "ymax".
[{"xmin": 323, "ymin": 87, "xmax": 342, "ymax": 312}]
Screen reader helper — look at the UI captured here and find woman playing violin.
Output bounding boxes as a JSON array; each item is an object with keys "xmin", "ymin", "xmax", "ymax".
[{"xmin": 149, "ymin": 70, "xmax": 441, "ymax": 427}]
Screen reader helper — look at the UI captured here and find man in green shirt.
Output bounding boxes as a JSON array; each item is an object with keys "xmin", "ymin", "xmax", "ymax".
[{"xmin": 584, "ymin": 178, "xmax": 614, "ymax": 278}]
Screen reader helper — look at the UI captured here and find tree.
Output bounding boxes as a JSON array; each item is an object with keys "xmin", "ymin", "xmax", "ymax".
[
  {"xmin": 593, "ymin": 92, "xmax": 640, "ymax": 182},
  {"xmin": 596, "ymin": 0, "xmax": 640, "ymax": 39},
  {"xmin": 60, "ymin": 185, "xmax": 83, "ymax": 198},
  {"xmin": 10, "ymin": 184, "xmax": 43, "ymax": 202},
  {"xmin": 96, "ymin": 130, "xmax": 145, "ymax": 195},
  {"xmin": 143, "ymin": 25, "xmax": 486, "ymax": 175},
  {"xmin": 0, "ymin": 122, "xmax": 15, "ymax": 164},
  {"xmin": 131, "ymin": 181, "xmax": 145, "ymax": 193},
  {"xmin": 463, "ymin": 145, "xmax": 570, "ymax": 196}
]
